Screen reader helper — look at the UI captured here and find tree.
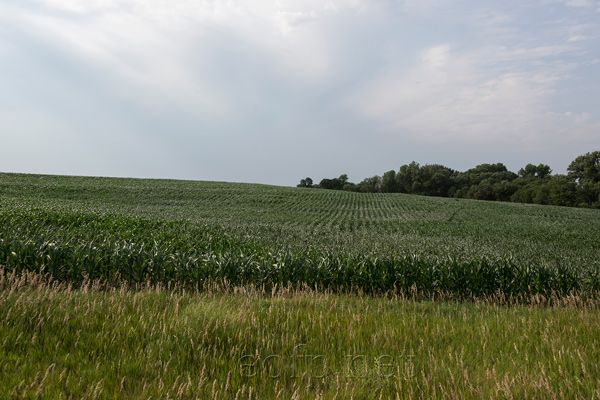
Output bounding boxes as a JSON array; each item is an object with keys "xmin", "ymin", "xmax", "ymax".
[
  {"xmin": 511, "ymin": 186, "xmax": 535, "ymax": 204},
  {"xmin": 381, "ymin": 170, "xmax": 398, "ymax": 193},
  {"xmin": 338, "ymin": 174, "xmax": 349, "ymax": 186},
  {"xmin": 318, "ymin": 178, "xmax": 336, "ymax": 190},
  {"xmin": 568, "ymin": 151, "xmax": 600, "ymax": 206},
  {"xmin": 545, "ymin": 175, "xmax": 577, "ymax": 206},
  {"xmin": 297, "ymin": 177, "xmax": 314, "ymax": 188},
  {"xmin": 343, "ymin": 182, "xmax": 357, "ymax": 192},
  {"xmin": 396, "ymin": 162, "xmax": 421, "ymax": 194},
  {"xmin": 454, "ymin": 163, "xmax": 518, "ymax": 200},
  {"xmin": 397, "ymin": 162, "xmax": 462, "ymax": 197},
  {"xmin": 357, "ymin": 176, "xmax": 382, "ymax": 193},
  {"xmin": 512, "ymin": 175, "xmax": 578, "ymax": 206},
  {"xmin": 518, "ymin": 164, "xmax": 552, "ymax": 179},
  {"xmin": 465, "ymin": 180, "xmax": 495, "ymax": 201},
  {"xmin": 460, "ymin": 163, "xmax": 517, "ymax": 185},
  {"xmin": 317, "ymin": 174, "xmax": 349, "ymax": 190},
  {"xmin": 297, "ymin": 151, "xmax": 599, "ymax": 208},
  {"xmin": 419, "ymin": 164, "xmax": 456, "ymax": 197},
  {"xmin": 493, "ymin": 180, "xmax": 519, "ymax": 202},
  {"xmin": 519, "ymin": 164, "xmax": 538, "ymax": 178},
  {"xmin": 537, "ymin": 164, "xmax": 552, "ymax": 179}
]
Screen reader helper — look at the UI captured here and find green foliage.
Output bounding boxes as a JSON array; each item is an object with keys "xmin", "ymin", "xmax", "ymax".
[
  {"xmin": 459, "ymin": 163, "xmax": 518, "ymax": 185},
  {"xmin": 397, "ymin": 161, "xmax": 421, "ymax": 194},
  {"xmin": 309, "ymin": 151, "xmax": 600, "ymax": 208},
  {"xmin": 396, "ymin": 163, "xmax": 456, "ymax": 197},
  {"xmin": 318, "ymin": 175, "xmax": 348, "ymax": 190},
  {"xmin": 511, "ymin": 175, "xmax": 579, "ymax": 206},
  {"xmin": 1, "ymin": 173, "xmax": 600, "ymax": 298},
  {"xmin": 356, "ymin": 175, "xmax": 381, "ymax": 193},
  {"xmin": 3, "ymin": 276, "xmax": 600, "ymax": 399},
  {"xmin": 297, "ymin": 177, "xmax": 314, "ymax": 188},
  {"xmin": 519, "ymin": 163, "xmax": 552, "ymax": 179},
  {"xmin": 380, "ymin": 170, "xmax": 398, "ymax": 193},
  {"xmin": 568, "ymin": 151, "xmax": 600, "ymax": 207},
  {"xmin": 453, "ymin": 163, "xmax": 519, "ymax": 201}
]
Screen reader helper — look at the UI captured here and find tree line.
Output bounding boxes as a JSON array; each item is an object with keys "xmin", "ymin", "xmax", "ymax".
[{"xmin": 297, "ymin": 151, "xmax": 600, "ymax": 208}]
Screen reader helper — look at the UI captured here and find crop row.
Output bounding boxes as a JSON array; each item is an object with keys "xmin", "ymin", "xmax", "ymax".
[
  {"xmin": 1, "ymin": 173, "xmax": 599, "ymax": 298},
  {"xmin": 0, "ymin": 211, "xmax": 597, "ymax": 298}
]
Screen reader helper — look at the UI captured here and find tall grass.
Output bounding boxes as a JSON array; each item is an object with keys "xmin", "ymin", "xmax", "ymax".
[{"xmin": 2, "ymin": 270, "xmax": 600, "ymax": 399}]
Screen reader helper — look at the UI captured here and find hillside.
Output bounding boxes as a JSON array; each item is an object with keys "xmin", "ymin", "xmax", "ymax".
[
  {"xmin": 1, "ymin": 173, "xmax": 599, "ymax": 296},
  {"xmin": 3, "ymin": 173, "xmax": 600, "ymax": 399}
]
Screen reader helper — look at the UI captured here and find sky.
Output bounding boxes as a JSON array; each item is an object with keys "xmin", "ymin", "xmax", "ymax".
[{"xmin": 1, "ymin": 0, "xmax": 599, "ymax": 186}]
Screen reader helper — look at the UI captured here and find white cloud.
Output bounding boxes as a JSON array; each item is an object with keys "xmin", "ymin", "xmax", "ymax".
[
  {"xmin": 565, "ymin": 23, "xmax": 594, "ymax": 42},
  {"xmin": 11, "ymin": 10, "xmax": 230, "ymax": 119},
  {"xmin": 421, "ymin": 45, "xmax": 452, "ymax": 70},
  {"xmin": 324, "ymin": 1, "xmax": 339, "ymax": 13},
  {"xmin": 351, "ymin": 44, "xmax": 580, "ymax": 148},
  {"xmin": 1, "ymin": 0, "xmax": 600, "ymax": 183},
  {"xmin": 565, "ymin": 0, "xmax": 593, "ymax": 7},
  {"xmin": 496, "ymin": 45, "xmax": 574, "ymax": 59},
  {"xmin": 275, "ymin": 10, "xmax": 318, "ymax": 33},
  {"xmin": 1, "ymin": 0, "xmax": 340, "ymax": 116},
  {"xmin": 402, "ymin": 0, "xmax": 446, "ymax": 12},
  {"xmin": 0, "ymin": 36, "xmax": 12, "ymax": 55},
  {"xmin": 552, "ymin": 111, "xmax": 600, "ymax": 148},
  {"xmin": 21, "ymin": 0, "xmax": 370, "ymax": 81},
  {"xmin": 0, "ymin": 109, "xmax": 105, "ymax": 173}
]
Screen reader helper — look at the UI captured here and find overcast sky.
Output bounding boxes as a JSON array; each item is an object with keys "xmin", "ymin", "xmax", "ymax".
[{"xmin": 1, "ymin": 0, "xmax": 599, "ymax": 186}]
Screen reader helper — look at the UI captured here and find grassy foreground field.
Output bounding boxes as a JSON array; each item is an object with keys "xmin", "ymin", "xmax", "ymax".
[
  {"xmin": 1, "ymin": 173, "xmax": 600, "ymax": 398},
  {"xmin": 2, "ymin": 271, "xmax": 600, "ymax": 399}
]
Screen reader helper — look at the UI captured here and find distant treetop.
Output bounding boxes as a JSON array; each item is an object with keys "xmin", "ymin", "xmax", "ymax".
[{"xmin": 297, "ymin": 151, "xmax": 600, "ymax": 209}]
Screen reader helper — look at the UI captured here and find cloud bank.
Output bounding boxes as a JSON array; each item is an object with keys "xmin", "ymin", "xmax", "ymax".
[{"xmin": 1, "ymin": 0, "xmax": 599, "ymax": 184}]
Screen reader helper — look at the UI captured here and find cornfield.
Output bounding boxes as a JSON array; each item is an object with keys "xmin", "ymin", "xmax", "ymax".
[{"xmin": 1, "ymin": 173, "xmax": 599, "ymax": 298}]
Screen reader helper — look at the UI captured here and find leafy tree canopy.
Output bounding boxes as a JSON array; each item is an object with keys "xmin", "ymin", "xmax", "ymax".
[{"xmin": 302, "ymin": 151, "xmax": 599, "ymax": 208}]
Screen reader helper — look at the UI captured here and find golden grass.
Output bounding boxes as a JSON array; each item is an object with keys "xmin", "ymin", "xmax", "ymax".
[{"xmin": 2, "ymin": 270, "xmax": 600, "ymax": 399}]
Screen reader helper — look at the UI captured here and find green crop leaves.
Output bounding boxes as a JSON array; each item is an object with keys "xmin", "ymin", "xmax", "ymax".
[{"xmin": 1, "ymin": 173, "xmax": 600, "ymax": 299}]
